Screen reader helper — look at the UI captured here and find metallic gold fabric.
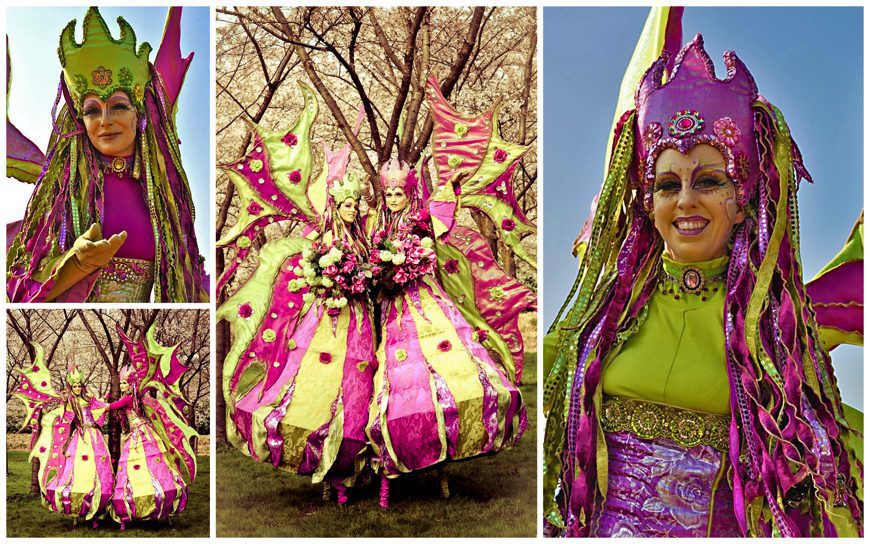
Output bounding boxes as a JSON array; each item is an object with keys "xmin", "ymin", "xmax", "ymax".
[{"xmin": 94, "ymin": 257, "xmax": 154, "ymax": 302}]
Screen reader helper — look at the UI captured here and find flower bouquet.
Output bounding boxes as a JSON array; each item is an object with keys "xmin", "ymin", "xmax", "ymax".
[
  {"xmin": 288, "ymin": 239, "xmax": 375, "ymax": 315},
  {"xmin": 371, "ymin": 224, "xmax": 436, "ymax": 293}
]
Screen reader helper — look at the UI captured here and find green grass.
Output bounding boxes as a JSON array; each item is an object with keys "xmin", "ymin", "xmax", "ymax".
[
  {"xmin": 6, "ymin": 452, "xmax": 210, "ymax": 537},
  {"xmin": 217, "ymin": 353, "xmax": 537, "ymax": 537}
]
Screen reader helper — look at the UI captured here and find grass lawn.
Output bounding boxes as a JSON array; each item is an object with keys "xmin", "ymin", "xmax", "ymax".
[
  {"xmin": 217, "ymin": 353, "xmax": 537, "ymax": 537},
  {"xmin": 6, "ymin": 452, "xmax": 210, "ymax": 537}
]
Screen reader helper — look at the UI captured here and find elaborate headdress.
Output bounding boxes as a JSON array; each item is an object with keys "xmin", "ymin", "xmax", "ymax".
[
  {"xmin": 6, "ymin": 7, "xmax": 206, "ymax": 302},
  {"xmin": 327, "ymin": 171, "xmax": 361, "ymax": 204},
  {"xmin": 66, "ymin": 365, "xmax": 84, "ymax": 386},
  {"xmin": 58, "ymin": 8, "xmax": 152, "ymax": 112},
  {"xmin": 380, "ymin": 158, "xmax": 418, "ymax": 195},
  {"xmin": 118, "ymin": 363, "xmax": 142, "ymax": 387},
  {"xmin": 635, "ymin": 35, "xmax": 760, "ymax": 209},
  {"xmin": 545, "ymin": 34, "xmax": 861, "ymax": 537}
]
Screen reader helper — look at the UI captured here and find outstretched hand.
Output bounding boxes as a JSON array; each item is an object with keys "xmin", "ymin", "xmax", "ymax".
[{"xmin": 72, "ymin": 223, "xmax": 127, "ymax": 273}]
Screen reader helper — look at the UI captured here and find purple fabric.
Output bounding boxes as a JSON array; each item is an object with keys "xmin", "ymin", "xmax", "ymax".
[
  {"xmin": 591, "ymin": 431, "xmax": 740, "ymax": 537},
  {"xmin": 100, "ymin": 166, "xmax": 155, "ymax": 261},
  {"xmin": 154, "ymin": 7, "xmax": 193, "ymax": 112}
]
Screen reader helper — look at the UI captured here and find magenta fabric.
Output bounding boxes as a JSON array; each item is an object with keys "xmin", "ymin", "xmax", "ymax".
[
  {"xmin": 153, "ymin": 6, "xmax": 192, "ymax": 112},
  {"xmin": 100, "ymin": 166, "xmax": 155, "ymax": 261},
  {"xmin": 591, "ymin": 431, "xmax": 740, "ymax": 537}
]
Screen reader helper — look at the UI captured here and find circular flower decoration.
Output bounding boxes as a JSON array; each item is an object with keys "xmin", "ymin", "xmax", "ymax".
[
  {"xmin": 454, "ymin": 123, "xmax": 469, "ymax": 137},
  {"xmin": 237, "ymin": 235, "xmax": 251, "ymax": 249},
  {"xmin": 476, "ymin": 328, "xmax": 488, "ymax": 342},
  {"xmin": 238, "ymin": 303, "xmax": 254, "ymax": 319},
  {"xmin": 444, "ymin": 259, "xmax": 460, "ymax": 274},
  {"xmin": 40, "ymin": 381, "xmax": 47, "ymax": 387},
  {"xmin": 91, "ymin": 66, "xmax": 112, "ymax": 89},
  {"xmin": 501, "ymin": 218, "xmax": 516, "ymax": 232},
  {"xmin": 82, "ymin": 455, "xmax": 89, "ymax": 461},
  {"xmin": 32, "ymin": 365, "xmax": 39, "ymax": 372},
  {"xmin": 643, "ymin": 122, "xmax": 662, "ymax": 150},
  {"xmin": 133, "ymin": 84, "xmax": 144, "ymax": 105},
  {"xmin": 133, "ymin": 464, "xmax": 140, "ymax": 470},
  {"xmin": 247, "ymin": 200, "xmax": 263, "ymax": 216},
  {"xmin": 448, "ymin": 155, "xmax": 462, "ymax": 169},
  {"xmin": 713, "ymin": 117, "xmax": 741, "ymax": 147},
  {"xmin": 39, "ymin": 446, "xmax": 46, "ymax": 453},
  {"xmin": 667, "ymin": 109, "xmax": 704, "ymax": 138},
  {"xmin": 437, "ymin": 340, "xmax": 452, "ymax": 352},
  {"xmin": 282, "ymin": 132, "xmax": 298, "ymax": 147},
  {"xmin": 261, "ymin": 329, "xmax": 276, "ymax": 343},
  {"xmin": 288, "ymin": 339, "xmax": 297, "ymax": 350},
  {"xmin": 320, "ymin": 352, "xmax": 333, "ymax": 364},
  {"xmin": 395, "ymin": 349, "xmax": 408, "ymax": 362},
  {"xmin": 288, "ymin": 169, "xmax": 302, "ymax": 184},
  {"xmin": 249, "ymin": 159, "xmax": 264, "ymax": 173},
  {"xmin": 356, "ymin": 361, "xmax": 369, "ymax": 372},
  {"xmin": 493, "ymin": 148, "xmax": 508, "ymax": 163}
]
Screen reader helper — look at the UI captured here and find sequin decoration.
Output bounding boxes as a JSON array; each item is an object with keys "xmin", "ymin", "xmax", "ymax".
[
  {"xmin": 734, "ymin": 151, "xmax": 750, "ymax": 182},
  {"xmin": 493, "ymin": 148, "xmax": 508, "ymax": 163},
  {"xmin": 712, "ymin": 117, "xmax": 741, "ymax": 147},
  {"xmin": 667, "ymin": 110, "xmax": 704, "ymax": 138},
  {"xmin": 95, "ymin": 257, "xmax": 154, "ymax": 302},
  {"xmin": 119, "ymin": 67, "xmax": 133, "ymax": 87},
  {"xmin": 261, "ymin": 329, "xmax": 276, "ymax": 343},
  {"xmin": 643, "ymin": 122, "xmax": 662, "ymax": 150},
  {"xmin": 92, "ymin": 66, "xmax": 112, "ymax": 89}
]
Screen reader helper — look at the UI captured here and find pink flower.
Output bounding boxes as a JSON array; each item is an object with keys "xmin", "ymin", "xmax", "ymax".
[
  {"xmin": 288, "ymin": 170, "xmax": 302, "ymax": 184},
  {"xmin": 324, "ymin": 265, "xmax": 338, "ymax": 276},
  {"xmin": 40, "ymin": 381, "xmax": 47, "ymax": 387},
  {"xmin": 713, "ymin": 117, "xmax": 741, "ymax": 147},
  {"xmin": 734, "ymin": 151, "xmax": 751, "ymax": 181},
  {"xmin": 320, "ymin": 352, "xmax": 333, "ymax": 364},
  {"xmin": 282, "ymin": 132, "xmax": 298, "ymax": 147},
  {"xmin": 438, "ymin": 340, "xmax": 452, "ymax": 352},
  {"xmin": 133, "ymin": 464, "xmax": 141, "ymax": 470},
  {"xmin": 39, "ymin": 447, "xmax": 46, "ymax": 453},
  {"xmin": 501, "ymin": 218, "xmax": 516, "ymax": 232},
  {"xmin": 247, "ymin": 200, "xmax": 263, "ymax": 215},
  {"xmin": 32, "ymin": 365, "xmax": 39, "ymax": 372},
  {"xmin": 476, "ymin": 328, "xmax": 488, "ymax": 342},
  {"xmin": 82, "ymin": 455, "xmax": 89, "ymax": 461},
  {"xmin": 493, "ymin": 148, "xmax": 508, "ymax": 163},
  {"xmin": 444, "ymin": 259, "xmax": 459, "ymax": 274},
  {"xmin": 238, "ymin": 303, "xmax": 254, "ymax": 319}
]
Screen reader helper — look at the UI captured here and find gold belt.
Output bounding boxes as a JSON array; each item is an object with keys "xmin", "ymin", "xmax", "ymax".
[
  {"xmin": 94, "ymin": 257, "xmax": 154, "ymax": 303},
  {"xmin": 601, "ymin": 395, "xmax": 729, "ymax": 452}
]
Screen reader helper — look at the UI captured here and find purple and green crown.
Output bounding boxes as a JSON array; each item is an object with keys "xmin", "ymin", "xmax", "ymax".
[
  {"xmin": 635, "ymin": 34, "xmax": 759, "ymax": 209},
  {"xmin": 58, "ymin": 7, "xmax": 152, "ymax": 112}
]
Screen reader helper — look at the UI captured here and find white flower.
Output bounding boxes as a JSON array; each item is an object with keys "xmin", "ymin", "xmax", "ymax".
[
  {"xmin": 379, "ymin": 250, "xmax": 393, "ymax": 262},
  {"xmin": 318, "ymin": 255, "xmax": 332, "ymax": 268},
  {"xmin": 392, "ymin": 253, "xmax": 406, "ymax": 265},
  {"xmin": 302, "ymin": 292, "xmax": 315, "ymax": 303},
  {"xmin": 293, "ymin": 266, "xmax": 303, "ymax": 275},
  {"xmin": 324, "ymin": 298, "xmax": 335, "ymax": 308},
  {"xmin": 303, "ymin": 265, "xmax": 316, "ymax": 278},
  {"xmin": 322, "ymin": 277, "xmax": 334, "ymax": 288},
  {"xmin": 287, "ymin": 279, "xmax": 302, "ymax": 292},
  {"xmin": 302, "ymin": 248, "xmax": 313, "ymax": 260},
  {"xmin": 337, "ymin": 297, "xmax": 348, "ymax": 308},
  {"xmin": 420, "ymin": 237, "xmax": 433, "ymax": 248},
  {"xmin": 364, "ymin": 270, "xmax": 373, "ymax": 279},
  {"xmin": 329, "ymin": 247, "xmax": 343, "ymax": 259}
]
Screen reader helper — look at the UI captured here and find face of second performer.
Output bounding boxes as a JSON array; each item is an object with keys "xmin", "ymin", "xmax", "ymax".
[
  {"xmin": 119, "ymin": 379, "xmax": 130, "ymax": 393},
  {"xmin": 81, "ymin": 91, "xmax": 138, "ymax": 157},
  {"xmin": 652, "ymin": 144, "xmax": 745, "ymax": 263},
  {"xmin": 385, "ymin": 187, "xmax": 410, "ymax": 213},
  {"xmin": 338, "ymin": 198, "xmax": 359, "ymax": 224},
  {"xmin": 72, "ymin": 384, "xmax": 83, "ymax": 397}
]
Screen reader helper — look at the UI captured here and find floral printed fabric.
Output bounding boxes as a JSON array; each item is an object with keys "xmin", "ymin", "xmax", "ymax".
[{"xmin": 591, "ymin": 430, "xmax": 741, "ymax": 537}]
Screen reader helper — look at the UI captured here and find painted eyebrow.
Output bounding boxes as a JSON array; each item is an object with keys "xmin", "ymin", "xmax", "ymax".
[{"xmin": 655, "ymin": 162, "xmax": 726, "ymax": 177}]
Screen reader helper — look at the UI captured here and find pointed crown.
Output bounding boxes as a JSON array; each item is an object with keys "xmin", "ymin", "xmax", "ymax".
[
  {"xmin": 66, "ymin": 366, "xmax": 84, "ymax": 386},
  {"xmin": 58, "ymin": 7, "xmax": 152, "ymax": 112},
  {"xmin": 635, "ymin": 34, "xmax": 759, "ymax": 208},
  {"xmin": 380, "ymin": 158, "xmax": 417, "ymax": 194},
  {"xmin": 328, "ymin": 171, "xmax": 361, "ymax": 204},
  {"xmin": 119, "ymin": 363, "xmax": 142, "ymax": 386}
]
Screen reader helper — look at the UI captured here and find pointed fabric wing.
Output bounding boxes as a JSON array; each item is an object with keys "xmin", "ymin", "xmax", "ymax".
[
  {"xmin": 7, "ymin": 39, "xmax": 45, "ymax": 183},
  {"xmin": 154, "ymin": 6, "xmax": 194, "ymax": 116},
  {"xmin": 425, "ymin": 75, "xmax": 536, "ymax": 268},
  {"xmin": 12, "ymin": 343, "xmax": 63, "ymax": 442},
  {"xmin": 217, "ymin": 238, "xmax": 312, "ymax": 449},
  {"xmin": 436, "ymin": 226, "xmax": 537, "ymax": 383},
  {"xmin": 217, "ymin": 81, "xmax": 320, "ymax": 294},
  {"xmin": 117, "ymin": 324, "xmax": 198, "ymax": 484},
  {"xmin": 807, "ymin": 213, "xmax": 864, "ymax": 350}
]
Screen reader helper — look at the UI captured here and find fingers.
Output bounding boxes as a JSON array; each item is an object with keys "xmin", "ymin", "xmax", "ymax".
[{"xmin": 82, "ymin": 223, "xmax": 102, "ymax": 241}]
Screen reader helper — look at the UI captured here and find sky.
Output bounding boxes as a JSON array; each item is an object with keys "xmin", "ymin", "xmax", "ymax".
[
  {"xmin": 543, "ymin": 7, "xmax": 863, "ymax": 409},
  {"xmin": 5, "ymin": 6, "xmax": 212, "ymax": 276}
]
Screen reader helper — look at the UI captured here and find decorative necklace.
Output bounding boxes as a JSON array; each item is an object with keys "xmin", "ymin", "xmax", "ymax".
[
  {"xmin": 101, "ymin": 156, "xmax": 133, "ymax": 178},
  {"xmin": 660, "ymin": 264, "xmax": 726, "ymax": 301}
]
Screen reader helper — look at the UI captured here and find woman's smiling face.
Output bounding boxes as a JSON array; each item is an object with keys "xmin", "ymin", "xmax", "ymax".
[
  {"xmin": 652, "ymin": 144, "xmax": 745, "ymax": 263},
  {"xmin": 81, "ymin": 91, "xmax": 138, "ymax": 157}
]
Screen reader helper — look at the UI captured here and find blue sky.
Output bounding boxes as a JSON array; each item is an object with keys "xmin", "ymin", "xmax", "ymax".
[
  {"xmin": 543, "ymin": 7, "xmax": 863, "ymax": 408},
  {"xmin": 5, "ymin": 6, "xmax": 211, "ymax": 275}
]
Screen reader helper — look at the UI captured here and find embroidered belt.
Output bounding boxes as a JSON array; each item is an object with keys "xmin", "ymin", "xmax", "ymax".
[
  {"xmin": 94, "ymin": 257, "xmax": 154, "ymax": 303},
  {"xmin": 601, "ymin": 395, "xmax": 729, "ymax": 452}
]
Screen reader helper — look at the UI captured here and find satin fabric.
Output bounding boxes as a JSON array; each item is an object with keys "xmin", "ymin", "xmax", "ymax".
[
  {"xmin": 232, "ymin": 298, "xmax": 376, "ymax": 486},
  {"xmin": 591, "ymin": 431, "xmax": 740, "ymax": 537},
  {"xmin": 367, "ymin": 275, "xmax": 526, "ymax": 477},
  {"xmin": 109, "ymin": 398, "xmax": 188, "ymax": 523}
]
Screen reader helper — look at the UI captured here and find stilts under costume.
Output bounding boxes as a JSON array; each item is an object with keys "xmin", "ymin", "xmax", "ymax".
[
  {"xmin": 543, "ymin": 9, "xmax": 862, "ymax": 537},
  {"xmin": 217, "ymin": 84, "xmax": 376, "ymax": 497},
  {"xmin": 6, "ymin": 7, "xmax": 207, "ymax": 302},
  {"xmin": 366, "ymin": 76, "xmax": 535, "ymax": 504},
  {"xmin": 13, "ymin": 345, "xmax": 113, "ymax": 522},
  {"xmin": 108, "ymin": 325, "xmax": 197, "ymax": 528}
]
